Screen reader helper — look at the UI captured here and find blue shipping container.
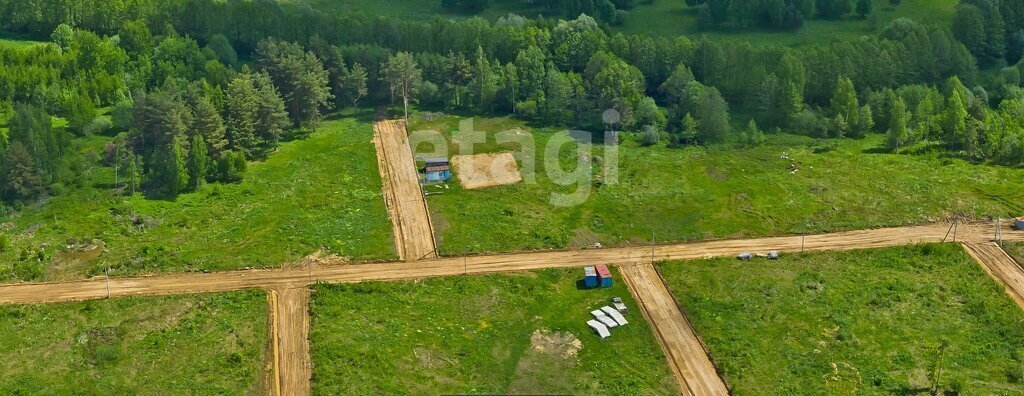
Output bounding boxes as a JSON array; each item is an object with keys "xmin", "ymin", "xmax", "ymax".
[
  {"xmin": 584, "ymin": 266, "xmax": 598, "ymax": 288},
  {"xmin": 596, "ymin": 265, "xmax": 613, "ymax": 288}
]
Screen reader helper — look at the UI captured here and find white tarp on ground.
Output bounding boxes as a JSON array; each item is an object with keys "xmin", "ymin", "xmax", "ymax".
[
  {"xmin": 591, "ymin": 310, "xmax": 618, "ymax": 328},
  {"xmin": 601, "ymin": 306, "xmax": 628, "ymax": 326},
  {"xmin": 587, "ymin": 320, "xmax": 611, "ymax": 338}
]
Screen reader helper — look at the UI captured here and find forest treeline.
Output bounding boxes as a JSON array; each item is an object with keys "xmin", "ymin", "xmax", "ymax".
[{"xmin": 1, "ymin": 0, "xmax": 1023, "ymax": 206}]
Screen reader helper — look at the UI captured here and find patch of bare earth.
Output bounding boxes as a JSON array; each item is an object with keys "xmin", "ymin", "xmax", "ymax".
[
  {"xmin": 508, "ymin": 329, "xmax": 585, "ymax": 394},
  {"xmin": 451, "ymin": 152, "xmax": 522, "ymax": 190}
]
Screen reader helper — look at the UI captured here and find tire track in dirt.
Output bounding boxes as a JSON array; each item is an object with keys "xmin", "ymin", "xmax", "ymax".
[
  {"xmin": 963, "ymin": 243, "xmax": 1024, "ymax": 311},
  {"xmin": 621, "ymin": 264, "xmax": 730, "ymax": 395},
  {"xmin": 373, "ymin": 119, "xmax": 437, "ymax": 261}
]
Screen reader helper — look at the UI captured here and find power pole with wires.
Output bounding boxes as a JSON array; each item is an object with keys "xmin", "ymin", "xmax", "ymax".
[
  {"xmin": 996, "ymin": 216, "xmax": 1002, "ymax": 246},
  {"xmin": 104, "ymin": 265, "xmax": 110, "ymax": 299}
]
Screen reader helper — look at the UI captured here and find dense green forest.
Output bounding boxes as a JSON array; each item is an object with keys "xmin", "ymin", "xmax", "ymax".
[{"xmin": 0, "ymin": 0, "xmax": 1022, "ymax": 209}]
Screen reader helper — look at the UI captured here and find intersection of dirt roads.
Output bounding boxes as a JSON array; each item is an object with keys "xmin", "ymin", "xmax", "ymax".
[{"xmin": 1, "ymin": 119, "xmax": 1023, "ymax": 396}]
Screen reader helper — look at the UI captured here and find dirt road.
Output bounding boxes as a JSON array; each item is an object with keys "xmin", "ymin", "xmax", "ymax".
[
  {"xmin": 963, "ymin": 243, "xmax": 1024, "ymax": 310},
  {"xmin": 1, "ymin": 222, "xmax": 1015, "ymax": 305},
  {"xmin": 621, "ymin": 264, "xmax": 730, "ymax": 395},
  {"xmin": 0, "ymin": 221, "xmax": 1017, "ymax": 395},
  {"xmin": 274, "ymin": 286, "xmax": 311, "ymax": 396},
  {"xmin": 373, "ymin": 119, "xmax": 437, "ymax": 261}
]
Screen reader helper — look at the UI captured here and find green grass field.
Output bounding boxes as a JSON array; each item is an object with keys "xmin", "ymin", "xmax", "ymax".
[
  {"xmin": 1006, "ymin": 242, "xmax": 1024, "ymax": 264},
  {"xmin": 0, "ymin": 291, "xmax": 269, "ymax": 394},
  {"xmin": 0, "ymin": 36, "xmax": 47, "ymax": 50},
  {"xmin": 0, "ymin": 115, "xmax": 395, "ymax": 282},
  {"xmin": 658, "ymin": 244, "xmax": 1024, "ymax": 394},
  {"xmin": 310, "ymin": 268, "xmax": 677, "ymax": 394},
  {"xmin": 287, "ymin": 0, "xmax": 954, "ymax": 44},
  {"xmin": 410, "ymin": 113, "xmax": 1024, "ymax": 255}
]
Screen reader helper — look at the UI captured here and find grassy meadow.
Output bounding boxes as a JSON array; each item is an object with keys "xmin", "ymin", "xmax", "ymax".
[
  {"xmin": 658, "ymin": 244, "xmax": 1024, "ymax": 394},
  {"xmin": 0, "ymin": 291, "xmax": 269, "ymax": 394},
  {"xmin": 287, "ymin": 0, "xmax": 954, "ymax": 44},
  {"xmin": 0, "ymin": 36, "xmax": 47, "ymax": 50},
  {"xmin": 310, "ymin": 268, "xmax": 677, "ymax": 395},
  {"xmin": 1005, "ymin": 242, "xmax": 1024, "ymax": 264},
  {"xmin": 410, "ymin": 113, "xmax": 1024, "ymax": 255},
  {"xmin": 0, "ymin": 115, "xmax": 395, "ymax": 282}
]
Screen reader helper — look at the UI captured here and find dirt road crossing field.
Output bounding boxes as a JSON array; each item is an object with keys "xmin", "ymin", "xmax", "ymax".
[
  {"xmin": 963, "ymin": 243, "xmax": 1024, "ymax": 311},
  {"xmin": 0, "ymin": 223, "xmax": 1018, "ymax": 305},
  {"xmin": 373, "ymin": 119, "xmax": 437, "ymax": 261},
  {"xmin": 0, "ymin": 222, "xmax": 1019, "ymax": 395},
  {"xmin": 274, "ymin": 286, "xmax": 311, "ymax": 396},
  {"xmin": 621, "ymin": 264, "xmax": 729, "ymax": 395}
]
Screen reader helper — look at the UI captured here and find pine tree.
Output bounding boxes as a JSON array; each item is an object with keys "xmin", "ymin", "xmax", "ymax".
[
  {"xmin": 253, "ymin": 72, "xmax": 289, "ymax": 146},
  {"xmin": 191, "ymin": 95, "xmax": 227, "ymax": 156},
  {"xmin": 780, "ymin": 81, "xmax": 804, "ymax": 127},
  {"xmin": 187, "ymin": 134, "xmax": 208, "ymax": 190},
  {"xmin": 3, "ymin": 142, "xmax": 43, "ymax": 201},
  {"xmin": 224, "ymin": 74, "xmax": 259, "ymax": 155}
]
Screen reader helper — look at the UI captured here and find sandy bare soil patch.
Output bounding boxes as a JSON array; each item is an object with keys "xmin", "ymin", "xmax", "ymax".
[{"xmin": 451, "ymin": 152, "xmax": 522, "ymax": 190}]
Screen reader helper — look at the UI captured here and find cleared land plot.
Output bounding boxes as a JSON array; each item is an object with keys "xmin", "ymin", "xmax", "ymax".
[
  {"xmin": 659, "ymin": 244, "xmax": 1024, "ymax": 394},
  {"xmin": 0, "ymin": 117, "xmax": 395, "ymax": 283},
  {"xmin": 412, "ymin": 114, "xmax": 1024, "ymax": 255},
  {"xmin": 374, "ymin": 119, "xmax": 437, "ymax": 261},
  {"xmin": 452, "ymin": 152, "xmax": 523, "ymax": 190},
  {"xmin": 0, "ymin": 291, "xmax": 269, "ymax": 394},
  {"xmin": 309, "ymin": 268, "xmax": 678, "ymax": 395}
]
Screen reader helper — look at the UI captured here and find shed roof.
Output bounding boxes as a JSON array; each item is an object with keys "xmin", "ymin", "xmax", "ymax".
[
  {"xmin": 595, "ymin": 265, "xmax": 612, "ymax": 278},
  {"xmin": 423, "ymin": 157, "xmax": 449, "ymax": 164},
  {"xmin": 425, "ymin": 165, "xmax": 450, "ymax": 172}
]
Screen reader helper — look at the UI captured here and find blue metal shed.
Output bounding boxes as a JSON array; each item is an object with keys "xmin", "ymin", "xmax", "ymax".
[
  {"xmin": 423, "ymin": 158, "xmax": 451, "ymax": 182},
  {"xmin": 584, "ymin": 266, "xmax": 598, "ymax": 289}
]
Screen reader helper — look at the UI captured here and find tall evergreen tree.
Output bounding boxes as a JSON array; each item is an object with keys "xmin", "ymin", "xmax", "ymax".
[
  {"xmin": 224, "ymin": 74, "xmax": 259, "ymax": 155},
  {"xmin": 253, "ymin": 72, "xmax": 290, "ymax": 145},
  {"xmin": 187, "ymin": 134, "xmax": 208, "ymax": 190}
]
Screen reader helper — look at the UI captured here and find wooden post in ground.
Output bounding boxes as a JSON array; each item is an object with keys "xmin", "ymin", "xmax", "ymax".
[{"xmin": 952, "ymin": 217, "xmax": 958, "ymax": 243}]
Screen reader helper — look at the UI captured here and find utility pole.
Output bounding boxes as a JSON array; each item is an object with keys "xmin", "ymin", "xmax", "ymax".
[
  {"xmin": 952, "ymin": 216, "xmax": 958, "ymax": 243},
  {"xmin": 801, "ymin": 223, "xmax": 807, "ymax": 253},
  {"xmin": 307, "ymin": 259, "xmax": 312, "ymax": 286},
  {"xmin": 997, "ymin": 216, "xmax": 1002, "ymax": 246},
  {"xmin": 104, "ymin": 265, "xmax": 110, "ymax": 299},
  {"xmin": 464, "ymin": 245, "xmax": 468, "ymax": 276}
]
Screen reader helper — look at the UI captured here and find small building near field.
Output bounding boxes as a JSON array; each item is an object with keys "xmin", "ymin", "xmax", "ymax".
[
  {"xmin": 423, "ymin": 157, "xmax": 451, "ymax": 182},
  {"xmin": 1015, "ymin": 217, "xmax": 1024, "ymax": 231}
]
